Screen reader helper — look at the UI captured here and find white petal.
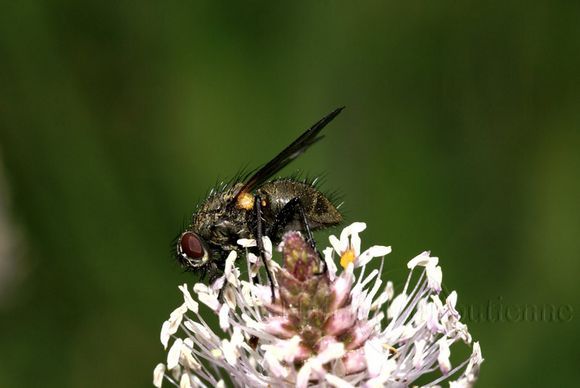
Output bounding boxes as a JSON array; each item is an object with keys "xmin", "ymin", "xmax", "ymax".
[
  {"xmin": 170, "ymin": 365, "xmax": 181, "ymax": 382},
  {"xmin": 262, "ymin": 236, "xmax": 273, "ymax": 256},
  {"xmin": 472, "ymin": 341, "xmax": 483, "ymax": 363},
  {"xmin": 183, "ymin": 321, "xmax": 213, "ymax": 342},
  {"xmin": 338, "ymin": 222, "xmax": 366, "ymax": 255},
  {"xmin": 161, "ymin": 304, "xmax": 187, "ymax": 350},
  {"xmin": 179, "ymin": 374, "xmax": 191, "ymax": 388},
  {"xmin": 241, "ymin": 313, "xmax": 263, "ymax": 331},
  {"xmin": 465, "ymin": 342, "xmax": 484, "ymax": 378},
  {"xmin": 343, "ymin": 222, "xmax": 366, "ymax": 240},
  {"xmin": 218, "ymin": 331, "xmax": 243, "ymax": 366},
  {"xmin": 426, "ymin": 264, "xmax": 443, "ymax": 292},
  {"xmin": 329, "ymin": 234, "xmax": 346, "ymax": 255},
  {"xmin": 378, "ymin": 359, "xmax": 397, "ymax": 381},
  {"xmin": 338, "ymin": 225, "xmax": 352, "ymax": 249},
  {"xmin": 455, "ymin": 321, "xmax": 473, "ymax": 343},
  {"xmin": 317, "ymin": 341, "xmax": 345, "ymax": 364},
  {"xmin": 221, "ymin": 338, "xmax": 238, "ymax": 366},
  {"xmin": 194, "ymin": 284, "xmax": 220, "ymax": 311},
  {"xmin": 253, "ymin": 283, "xmax": 279, "ymax": 306},
  {"xmin": 425, "ymin": 301, "xmax": 445, "ymax": 333},
  {"xmin": 358, "ymin": 278, "xmax": 382, "ymax": 320},
  {"xmin": 169, "ymin": 304, "xmax": 187, "ymax": 330},
  {"xmin": 365, "ymin": 367, "xmax": 396, "ymax": 388},
  {"xmin": 223, "ymin": 286, "xmax": 237, "ymax": 309},
  {"xmin": 296, "ymin": 361, "xmax": 313, "ymax": 388},
  {"xmin": 218, "ymin": 304, "xmax": 230, "ymax": 330},
  {"xmin": 387, "ymin": 292, "xmax": 407, "ymax": 320},
  {"xmin": 323, "ymin": 247, "xmax": 337, "ymax": 281},
  {"xmin": 325, "ymin": 373, "xmax": 355, "ymax": 388},
  {"xmin": 364, "ymin": 338, "xmax": 385, "ymax": 377},
  {"xmin": 223, "ymin": 251, "xmax": 239, "ymax": 286},
  {"xmin": 438, "ymin": 338, "xmax": 451, "ymax": 374},
  {"xmin": 198, "ymin": 293, "xmax": 220, "ymax": 311},
  {"xmin": 210, "ymin": 348, "xmax": 223, "ymax": 359},
  {"xmin": 385, "ymin": 281, "xmax": 394, "ymax": 301},
  {"xmin": 350, "ymin": 231, "xmax": 362, "ymax": 256},
  {"xmin": 180, "ymin": 339, "xmax": 201, "ymax": 370},
  {"xmin": 445, "ymin": 290, "xmax": 460, "ymax": 319},
  {"xmin": 371, "ymin": 291, "xmax": 390, "ymax": 311},
  {"xmin": 368, "ymin": 245, "xmax": 392, "ymax": 257},
  {"xmin": 267, "ymin": 335, "xmax": 303, "ymax": 363},
  {"xmin": 283, "ymin": 336, "xmax": 304, "ymax": 363},
  {"xmin": 153, "ymin": 363, "xmax": 165, "ymax": 388},
  {"xmin": 247, "ymin": 252, "xmax": 258, "ymax": 264},
  {"xmin": 446, "ymin": 290, "xmax": 458, "ymax": 308},
  {"xmin": 407, "ymin": 251, "xmax": 438, "ymax": 269},
  {"xmin": 178, "ymin": 284, "xmax": 199, "ymax": 313},
  {"xmin": 262, "ymin": 338, "xmax": 304, "ymax": 375},
  {"xmin": 449, "ymin": 378, "xmax": 471, "ymax": 388},
  {"xmin": 263, "ymin": 316, "xmax": 294, "ymax": 338},
  {"xmin": 356, "ymin": 245, "xmax": 391, "ymax": 267},
  {"xmin": 167, "ymin": 338, "xmax": 183, "ymax": 370},
  {"xmin": 264, "ymin": 352, "xmax": 289, "ymax": 378},
  {"xmin": 160, "ymin": 321, "xmax": 171, "ymax": 349},
  {"xmin": 237, "ymin": 238, "xmax": 256, "ymax": 248},
  {"xmin": 240, "ymin": 281, "xmax": 259, "ymax": 306},
  {"xmin": 413, "ymin": 339, "xmax": 426, "ymax": 368},
  {"xmin": 329, "ymin": 268, "xmax": 353, "ymax": 311},
  {"xmin": 231, "ymin": 327, "xmax": 244, "ymax": 347},
  {"xmin": 193, "ymin": 283, "xmax": 210, "ymax": 294}
]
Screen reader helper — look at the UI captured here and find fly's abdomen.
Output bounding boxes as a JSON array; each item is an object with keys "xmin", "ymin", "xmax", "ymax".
[{"xmin": 257, "ymin": 179, "xmax": 342, "ymax": 230}]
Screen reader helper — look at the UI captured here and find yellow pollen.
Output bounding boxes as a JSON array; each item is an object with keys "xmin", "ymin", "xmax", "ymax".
[
  {"xmin": 236, "ymin": 192, "xmax": 254, "ymax": 210},
  {"xmin": 340, "ymin": 248, "xmax": 356, "ymax": 269},
  {"xmin": 383, "ymin": 344, "xmax": 398, "ymax": 355}
]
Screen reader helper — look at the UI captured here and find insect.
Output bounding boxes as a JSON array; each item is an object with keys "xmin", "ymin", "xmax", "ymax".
[{"xmin": 176, "ymin": 107, "xmax": 344, "ymax": 297}]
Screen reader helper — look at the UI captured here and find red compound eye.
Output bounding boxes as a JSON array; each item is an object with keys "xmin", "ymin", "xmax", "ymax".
[{"xmin": 179, "ymin": 232, "xmax": 205, "ymax": 259}]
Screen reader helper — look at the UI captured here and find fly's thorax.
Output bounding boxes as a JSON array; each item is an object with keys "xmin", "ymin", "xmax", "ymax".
[{"xmin": 192, "ymin": 183, "xmax": 253, "ymax": 255}]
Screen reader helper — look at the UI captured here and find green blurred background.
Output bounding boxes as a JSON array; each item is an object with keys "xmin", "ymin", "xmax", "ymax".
[{"xmin": 1, "ymin": 1, "xmax": 579, "ymax": 387}]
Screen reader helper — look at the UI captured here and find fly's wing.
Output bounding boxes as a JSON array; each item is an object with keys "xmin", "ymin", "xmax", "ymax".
[{"xmin": 233, "ymin": 107, "xmax": 344, "ymax": 202}]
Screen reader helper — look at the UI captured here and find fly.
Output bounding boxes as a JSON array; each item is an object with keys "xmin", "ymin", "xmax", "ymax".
[{"xmin": 175, "ymin": 107, "xmax": 345, "ymax": 299}]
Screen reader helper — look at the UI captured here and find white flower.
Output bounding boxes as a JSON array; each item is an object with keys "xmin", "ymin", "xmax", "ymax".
[
  {"xmin": 329, "ymin": 222, "xmax": 392, "ymax": 269},
  {"xmin": 153, "ymin": 223, "xmax": 483, "ymax": 387}
]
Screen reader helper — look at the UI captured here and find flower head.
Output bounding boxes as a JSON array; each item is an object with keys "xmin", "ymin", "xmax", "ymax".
[{"xmin": 154, "ymin": 223, "xmax": 483, "ymax": 387}]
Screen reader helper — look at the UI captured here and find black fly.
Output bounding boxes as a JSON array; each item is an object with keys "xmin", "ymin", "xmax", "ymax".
[{"xmin": 175, "ymin": 107, "xmax": 344, "ymax": 299}]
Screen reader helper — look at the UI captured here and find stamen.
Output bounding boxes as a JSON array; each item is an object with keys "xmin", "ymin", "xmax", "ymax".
[{"xmin": 340, "ymin": 248, "xmax": 356, "ymax": 269}]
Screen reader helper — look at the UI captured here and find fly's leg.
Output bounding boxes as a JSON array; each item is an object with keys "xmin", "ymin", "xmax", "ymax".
[
  {"xmin": 268, "ymin": 197, "xmax": 327, "ymax": 274},
  {"xmin": 269, "ymin": 197, "xmax": 316, "ymax": 247},
  {"xmin": 255, "ymin": 195, "xmax": 276, "ymax": 303},
  {"xmin": 207, "ymin": 261, "xmax": 229, "ymax": 302}
]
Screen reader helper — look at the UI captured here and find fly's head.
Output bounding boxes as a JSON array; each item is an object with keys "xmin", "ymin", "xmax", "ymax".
[
  {"xmin": 176, "ymin": 211, "xmax": 242, "ymax": 274},
  {"xmin": 176, "ymin": 230, "xmax": 211, "ymax": 270},
  {"xmin": 175, "ymin": 185, "xmax": 235, "ymax": 272}
]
